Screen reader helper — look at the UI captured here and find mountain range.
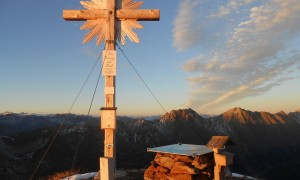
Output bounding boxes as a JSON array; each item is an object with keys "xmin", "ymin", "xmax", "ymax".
[{"xmin": 0, "ymin": 107, "xmax": 300, "ymax": 179}]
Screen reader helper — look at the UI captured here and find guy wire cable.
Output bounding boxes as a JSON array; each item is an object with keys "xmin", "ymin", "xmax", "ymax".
[
  {"xmin": 67, "ymin": 50, "xmax": 108, "ymax": 179},
  {"xmin": 29, "ymin": 50, "xmax": 103, "ymax": 180},
  {"xmin": 116, "ymin": 43, "xmax": 167, "ymax": 113}
]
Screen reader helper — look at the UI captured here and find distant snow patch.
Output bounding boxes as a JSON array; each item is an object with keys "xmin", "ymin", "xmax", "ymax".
[
  {"xmin": 60, "ymin": 172, "xmax": 97, "ymax": 180},
  {"xmin": 61, "ymin": 170, "xmax": 127, "ymax": 180},
  {"xmin": 232, "ymin": 173, "xmax": 256, "ymax": 179}
]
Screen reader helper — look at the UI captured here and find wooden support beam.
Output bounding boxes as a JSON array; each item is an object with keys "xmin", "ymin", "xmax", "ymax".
[
  {"xmin": 63, "ymin": 9, "xmax": 160, "ymax": 21},
  {"xmin": 104, "ymin": 129, "xmax": 114, "ymax": 157},
  {"xmin": 214, "ymin": 165, "xmax": 222, "ymax": 180},
  {"xmin": 117, "ymin": 9, "xmax": 160, "ymax": 21},
  {"xmin": 213, "ymin": 149, "xmax": 234, "ymax": 180},
  {"xmin": 100, "ymin": 157, "xmax": 114, "ymax": 179},
  {"xmin": 102, "ymin": 2, "xmax": 116, "ymax": 177},
  {"xmin": 63, "ymin": 10, "xmax": 106, "ymax": 21},
  {"xmin": 105, "ymin": 76, "xmax": 115, "ymax": 107},
  {"xmin": 105, "ymin": 0, "xmax": 116, "ymax": 51},
  {"xmin": 214, "ymin": 152, "xmax": 234, "ymax": 166}
]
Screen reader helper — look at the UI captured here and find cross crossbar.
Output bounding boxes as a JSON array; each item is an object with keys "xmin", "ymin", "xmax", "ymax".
[{"xmin": 63, "ymin": 9, "xmax": 160, "ymax": 21}]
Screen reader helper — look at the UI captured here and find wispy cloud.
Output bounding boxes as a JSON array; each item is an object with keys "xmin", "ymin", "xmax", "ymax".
[
  {"xmin": 174, "ymin": 0, "xmax": 300, "ymax": 113},
  {"xmin": 173, "ymin": 0, "xmax": 202, "ymax": 52},
  {"xmin": 211, "ymin": 0, "xmax": 255, "ymax": 17}
]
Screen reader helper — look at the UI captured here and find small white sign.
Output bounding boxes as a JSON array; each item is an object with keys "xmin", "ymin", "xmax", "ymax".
[{"xmin": 102, "ymin": 50, "xmax": 116, "ymax": 76}]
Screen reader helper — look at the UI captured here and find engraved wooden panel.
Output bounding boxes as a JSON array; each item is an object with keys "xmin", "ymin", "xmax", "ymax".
[{"xmin": 102, "ymin": 50, "xmax": 117, "ymax": 76}]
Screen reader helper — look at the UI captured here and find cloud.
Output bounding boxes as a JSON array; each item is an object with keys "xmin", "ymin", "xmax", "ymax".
[
  {"xmin": 211, "ymin": 0, "xmax": 255, "ymax": 17},
  {"xmin": 173, "ymin": 0, "xmax": 202, "ymax": 52},
  {"xmin": 174, "ymin": 0, "xmax": 300, "ymax": 113}
]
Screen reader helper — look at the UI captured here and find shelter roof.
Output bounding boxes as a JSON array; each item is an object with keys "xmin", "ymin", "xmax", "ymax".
[
  {"xmin": 206, "ymin": 136, "xmax": 234, "ymax": 149},
  {"xmin": 147, "ymin": 144, "xmax": 212, "ymax": 156}
]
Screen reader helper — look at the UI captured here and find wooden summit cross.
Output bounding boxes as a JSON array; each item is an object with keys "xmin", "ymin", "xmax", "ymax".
[{"xmin": 63, "ymin": 0, "xmax": 159, "ymax": 179}]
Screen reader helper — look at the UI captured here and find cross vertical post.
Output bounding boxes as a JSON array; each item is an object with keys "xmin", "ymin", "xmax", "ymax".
[
  {"xmin": 104, "ymin": 0, "xmax": 116, "ymax": 153},
  {"xmin": 103, "ymin": 0, "xmax": 116, "ymax": 178},
  {"xmin": 63, "ymin": 0, "xmax": 160, "ymax": 179}
]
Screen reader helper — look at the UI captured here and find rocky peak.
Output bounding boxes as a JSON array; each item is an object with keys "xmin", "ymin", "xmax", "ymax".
[
  {"xmin": 275, "ymin": 110, "xmax": 288, "ymax": 117},
  {"xmin": 222, "ymin": 107, "xmax": 254, "ymax": 124},
  {"xmin": 130, "ymin": 119, "xmax": 147, "ymax": 126},
  {"xmin": 1, "ymin": 111, "xmax": 17, "ymax": 116},
  {"xmin": 159, "ymin": 108, "xmax": 204, "ymax": 123},
  {"xmin": 288, "ymin": 110, "xmax": 300, "ymax": 124},
  {"xmin": 276, "ymin": 110, "xmax": 287, "ymax": 115},
  {"xmin": 221, "ymin": 107, "xmax": 288, "ymax": 125}
]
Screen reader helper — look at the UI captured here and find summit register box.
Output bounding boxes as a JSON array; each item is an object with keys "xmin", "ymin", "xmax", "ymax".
[{"xmin": 100, "ymin": 107, "xmax": 117, "ymax": 129}]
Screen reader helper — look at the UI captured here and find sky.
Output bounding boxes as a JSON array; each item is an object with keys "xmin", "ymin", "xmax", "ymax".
[{"xmin": 0, "ymin": 0, "xmax": 299, "ymax": 116}]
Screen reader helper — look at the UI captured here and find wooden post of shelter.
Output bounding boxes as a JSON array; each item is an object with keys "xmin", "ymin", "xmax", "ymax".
[
  {"xmin": 206, "ymin": 136, "xmax": 234, "ymax": 180},
  {"xmin": 62, "ymin": 0, "xmax": 160, "ymax": 179}
]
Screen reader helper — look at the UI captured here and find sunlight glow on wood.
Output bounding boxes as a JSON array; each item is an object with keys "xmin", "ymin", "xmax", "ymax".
[{"xmin": 80, "ymin": 0, "xmax": 144, "ymax": 46}]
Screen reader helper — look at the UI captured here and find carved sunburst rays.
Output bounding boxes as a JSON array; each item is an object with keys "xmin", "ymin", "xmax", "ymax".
[
  {"xmin": 117, "ymin": 20, "xmax": 142, "ymax": 45},
  {"xmin": 117, "ymin": 0, "xmax": 143, "ymax": 45},
  {"xmin": 80, "ymin": 20, "xmax": 106, "ymax": 45},
  {"xmin": 118, "ymin": 0, "xmax": 143, "ymax": 9},
  {"xmin": 80, "ymin": 0, "xmax": 144, "ymax": 46},
  {"xmin": 80, "ymin": 0, "xmax": 106, "ymax": 9}
]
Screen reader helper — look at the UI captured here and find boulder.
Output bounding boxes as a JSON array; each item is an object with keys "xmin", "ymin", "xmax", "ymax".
[
  {"xmin": 157, "ymin": 165, "xmax": 170, "ymax": 173},
  {"xmin": 174, "ymin": 155, "xmax": 193, "ymax": 163},
  {"xmin": 164, "ymin": 153, "xmax": 177, "ymax": 159},
  {"xmin": 144, "ymin": 164, "xmax": 169, "ymax": 180},
  {"xmin": 155, "ymin": 153, "xmax": 164, "ymax": 159},
  {"xmin": 170, "ymin": 162, "xmax": 199, "ymax": 174},
  {"xmin": 145, "ymin": 152, "xmax": 216, "ymax": 180},
  {"xmin": 166, "ymin": 173, "xmax": 192, "ymax": 180},
  {"xmin": 154, "ymin": 156, "xmax": 175, "ymax": 169},
  {"xmin": 144, "ymin": 165, "xmax": 157, "ymax": 180},
  {"xmin": 192, "ymin": 154, "xmax": 210, "ymax": 164},
  {"xmin": 157, "ymin": 171, "xmax": 168, "ymax": 180}
]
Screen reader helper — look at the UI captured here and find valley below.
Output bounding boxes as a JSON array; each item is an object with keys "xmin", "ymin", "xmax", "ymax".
[{"xmin": 1, "ymin": 107, "xmax": 300, "ymax": 179}]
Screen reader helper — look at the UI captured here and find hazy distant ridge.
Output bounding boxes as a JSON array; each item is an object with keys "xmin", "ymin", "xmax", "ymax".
[{"xmin": 0, "ymin": 107, "xmax": 300, "ymax": 179}]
